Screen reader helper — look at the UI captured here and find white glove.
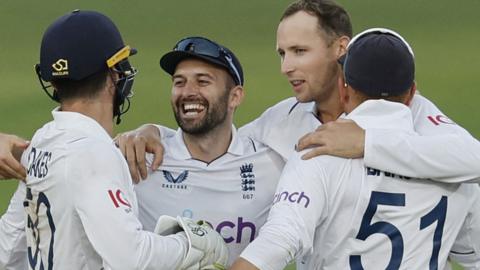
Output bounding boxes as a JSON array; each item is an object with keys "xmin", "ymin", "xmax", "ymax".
[{"xmin": 155, "ymin": 215, "xmax": 229, "ymax": 270}]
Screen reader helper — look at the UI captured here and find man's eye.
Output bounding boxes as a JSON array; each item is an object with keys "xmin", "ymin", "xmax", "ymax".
[{"xmin": 295, "ymin": 48, "xmax": 306, "ymax": 54}]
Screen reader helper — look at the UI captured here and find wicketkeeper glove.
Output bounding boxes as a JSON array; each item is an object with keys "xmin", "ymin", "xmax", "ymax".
[{"xmin": 155, "ymin": 215, "xmax": 229, "ymax": 270}]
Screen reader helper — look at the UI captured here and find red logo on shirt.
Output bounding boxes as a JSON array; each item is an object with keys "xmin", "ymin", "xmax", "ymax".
[
  {"xmin": 427, "ymin": 115, "xmax": 455, "ymax": 126},
  {"xmin": 108, "ymin": 189, "xmax": 131, "ymax": 208}
]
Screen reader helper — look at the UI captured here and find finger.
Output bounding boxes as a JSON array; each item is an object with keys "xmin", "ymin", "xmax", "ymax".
[
  {"xmin": 5, "ymin": 157, "xmax": 27, "ymax": 180},
  {"xmin": 134, "ymin": 138, "xmax": 148, "ymax": 180},
  {"xmin": 14, "ymin": 136, "xmax": 30, "ymax": 148},
  {"xmin": 296, "ymin": 133, "xmax": 311, "ymax": 151},
  {"xmin": 125, "ymin": 140, "xmax": 140, "ymax": 183},
  {"xmin": 315, "ymin": 124, "xmax": 327, "ymax": 131},
  {"xmin": 301, "ymin": 146, "xmax": 329, "ymax": 160},
  {"xmin": 0, "ymin": 158, "xmax": 25, "ymax": 180},
  {"xmin": 297, "ymin": 132, "xmax": 323, "ymax": 151},
  {"xmin": 336, "ymin": 118, "xmax": 354, "ymax": 124},
  {"xmin": 117, "ymin": 135, "xmax": 127, "ymax": 157},
  {"xmin": 150, "ymin": 145, "xmax": 164, "ymax": 171}
]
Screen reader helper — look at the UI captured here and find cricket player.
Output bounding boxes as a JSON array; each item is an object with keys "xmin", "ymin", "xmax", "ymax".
[
  {"xmin": 0, "ymin": 36, "xmax": 284, "ymax": 268},
  {"xmin": 116, "ymin": 0, "xmax": 479, "ymax": 185},
  {"xmin": 2, "ymin": 10, "xmax": 228, "ymax": 270},
  {"xmin": 231, "ymin": 28, "xmax": 480, "ymax": 270},
  {"xmin": 133, "ymin": 36, "xmax": 284, "ymax": 265}
]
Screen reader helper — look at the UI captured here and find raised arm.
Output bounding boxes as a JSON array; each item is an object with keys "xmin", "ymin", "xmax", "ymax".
[
  {"xmin": 364, "ymin": 94, "xmax": 480, "ymax": 182},
  {"xmin": 297, "ymin": 94, "xmax": 480, "ymax": 183}
]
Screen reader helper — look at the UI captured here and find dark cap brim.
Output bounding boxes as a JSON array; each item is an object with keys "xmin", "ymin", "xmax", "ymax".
[{"xmin": 159, "ymin": 51, "xmax": 230, "ymax": 76}]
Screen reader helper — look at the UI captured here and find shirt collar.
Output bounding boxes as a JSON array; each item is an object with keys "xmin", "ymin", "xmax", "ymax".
[
  {"xmin": 170, "ymin": 125, "xmax": 244, "ymax": 160},
  {"xmin": 345, "ymin": 100, "xmax": 414, "ymax": 132},
  {"xmin": 51, "ymin": 107, "xmax": 113, "ymax": 143}
]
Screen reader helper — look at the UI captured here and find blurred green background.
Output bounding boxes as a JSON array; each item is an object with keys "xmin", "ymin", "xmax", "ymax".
[{"xmin": 1, "ymin": 1, "xmax": 478, "ymax": 269}]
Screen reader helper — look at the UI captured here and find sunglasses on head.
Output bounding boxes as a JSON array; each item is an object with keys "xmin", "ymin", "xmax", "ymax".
[{"xmin": 174, "ymin": 37, "xmax": 242, "ymax": 85}]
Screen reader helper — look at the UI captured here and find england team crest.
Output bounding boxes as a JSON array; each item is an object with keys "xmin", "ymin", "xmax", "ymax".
[{"xmin": 240, "ymin": 163, "xmax": 255, "ymax": 199}]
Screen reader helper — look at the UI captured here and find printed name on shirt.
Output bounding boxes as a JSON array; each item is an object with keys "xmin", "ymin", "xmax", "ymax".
[
  {"xmin": 427, "ymin": 114, "xmax": 455, "ymax": 126},
  {"xmin": 108, "ymin": 189, "xmax": 132, "ymax": 213},
  {"xmin": 366, "ymin": 167, "xmax": 411, "ymax": 180},
  {"xmin": 27, "ymin": 147, "xmax": 52, "ymax": 179},
  {"xmin": 273, "ymin": 190, "xmax": 311, "ymax": 208},
  {"xmin": 240, "ymin": 163, "xmax": 256, "ymax": 200},
  {"xmin": 162, "ymin": 170, "xmax": 188, "ymax": 189}
]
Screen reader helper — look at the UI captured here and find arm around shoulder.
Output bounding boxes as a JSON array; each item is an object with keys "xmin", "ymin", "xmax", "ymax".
[{"xmin": 364, "ymin": 94, "xmax": 480, "ymax": 183}]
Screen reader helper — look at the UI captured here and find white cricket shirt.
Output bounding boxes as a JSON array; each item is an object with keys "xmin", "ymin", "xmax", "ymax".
[
  {"xmin": 19, "ymin": 109, "xmax": 185, "ymax": 270},
  {"xmin": 136, "ymin": 126, "xmax": 285, "ymax": 265},
  {"xmin": 240, "ymin": 100, "xmax": 480, "ymax": 269}
]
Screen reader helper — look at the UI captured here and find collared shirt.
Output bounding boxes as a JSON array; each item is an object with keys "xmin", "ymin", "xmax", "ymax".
[
  {"xmin": 240, "ymin": 100, "xmax": 480, "ymax": 270},
  {"xmin": 8, "ymin": 108, "xmax": 186, "ymax": 270},
  {"xmin": 136, "ymin": 125, "xmax": 285, "ymax": 265}
]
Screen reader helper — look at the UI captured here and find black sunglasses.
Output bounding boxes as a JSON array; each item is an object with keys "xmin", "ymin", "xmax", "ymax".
[{"xmin": 174, "ymin": 37, "xmax": 242, "ymax": 85}]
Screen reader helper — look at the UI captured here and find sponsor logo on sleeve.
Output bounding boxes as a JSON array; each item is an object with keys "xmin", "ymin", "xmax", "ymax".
[
  {"xmin": 108, "ymin": 189, "xmax": 131, "ymax": 210},
  {"xmin": 427, "ymin": 115, "xmax": 456, "ymax": 126},
  {"xmin": 273, "ymin": 190, "xmax": 311, "ymax": 208}
]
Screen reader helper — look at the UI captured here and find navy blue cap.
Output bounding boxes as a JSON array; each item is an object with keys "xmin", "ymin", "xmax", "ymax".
[
  {"xmin": 39, "ymin": 10, "xmax": 136, "ymax": 82},
  {"xmin": 160, "ymin": 36, "xmax": 244, "ymax": 86},
  {"xmin": 339, "ymin": 28, "xmax": 415, "ymax": 97}
]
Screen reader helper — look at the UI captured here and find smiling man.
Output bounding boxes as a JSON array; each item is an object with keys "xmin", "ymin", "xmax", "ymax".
[{"xmin": 133, "ymin": 36, "xmax": 285, "ymax": 266}]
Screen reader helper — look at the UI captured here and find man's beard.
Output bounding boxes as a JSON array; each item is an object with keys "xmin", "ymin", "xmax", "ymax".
[{"xmin": 173, "ymin": 91, "xmax": 229, "ymax": 135}]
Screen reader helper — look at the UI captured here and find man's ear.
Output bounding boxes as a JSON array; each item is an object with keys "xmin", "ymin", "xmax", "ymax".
[
  {"xmin": 405, "ymin": 82, "xmax": 417, "ymax": 106},
  {"xmin": 336, "ymin": 35, "xmax": 350, "ymax": 58},
  {"xmin": 107, "ymin": 69, "xmax": 118, "ymax": 95},
  {"xmin": 229, "ymin": 85, "xmax": 245, "ymax": 110},
  {"xmin": 338, "ymin": 75, "xmax": 349, "ymax": 106}
]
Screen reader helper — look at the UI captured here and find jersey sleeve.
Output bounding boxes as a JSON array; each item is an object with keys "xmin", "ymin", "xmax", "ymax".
[
  {"xmin": 154, "ymin": 124, "xmax": 176, "ymax": 140},
  {"xmin": 0, "ymin": 182, "xmax": 27, "ymax": 270},
  {"xmin": 240, "ymin": 151, "xmax": 328, "ymax": 270},
  {"xmin": 364, "ymin": 94, "xmax": 480, "ymax": 183},
  {"xmin": 239, "ymin": 98, "xmax": 298, "ymax": 143},
  {"xmin": 449, "ymin": 184, "xmax": 480, "ymax": 268},
  {"xmin": 67, "ymin": 141, "xmax": 186, "ymax": 270}
]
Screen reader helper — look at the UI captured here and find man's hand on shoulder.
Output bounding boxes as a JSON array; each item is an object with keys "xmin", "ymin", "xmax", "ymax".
[
  {"xmin": 0, "ymin": 133, "xmax": 29, "ymax": 180},
  {"xmin": 114, "ymin": 124, "xmax": 164, "ymax": 183},
  {"xmin": 296, "ymin": 119, "xmax": 365, "ymax": 160}
]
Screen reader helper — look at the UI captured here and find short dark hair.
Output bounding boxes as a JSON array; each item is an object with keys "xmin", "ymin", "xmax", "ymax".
[
  {"xmin": 52, "ymin": 68, "xmax": 109, "ymax": 102},
  {"xmin": 281, "ymin": 0, "xmax": 353, "ymax": 45}
]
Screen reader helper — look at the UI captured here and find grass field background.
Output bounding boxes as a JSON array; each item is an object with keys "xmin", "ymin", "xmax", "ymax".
[{"xmin": 1, "ymin": 1, "xmax": 479, "ymax": 269}]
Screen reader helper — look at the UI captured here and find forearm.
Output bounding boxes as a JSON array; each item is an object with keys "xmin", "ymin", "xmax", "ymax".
[
  {"xmin": 230, "ymin": 258, "xmax": 260, "ymax": 270},
  {"xmin": 365, "ymin": 130, "xmax": 480, "ymax": 182}
]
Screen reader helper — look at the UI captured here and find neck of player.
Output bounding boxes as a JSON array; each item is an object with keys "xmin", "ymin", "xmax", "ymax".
[
  {"xmin": 60, "ymin": 95, "xmax": 115, "ymax": 137},
  {"xmin": 182, "ymin": 119, "xmax": 233, "ymax": 164},
  {"xmin": 315, "ymin": 85, "xmax": 344, "ymax": 123}
]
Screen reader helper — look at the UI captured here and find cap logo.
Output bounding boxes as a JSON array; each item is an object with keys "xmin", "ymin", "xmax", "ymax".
[{"xmin": 51, "ymin": 59, "xmax": 69, "ymax": 76}]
